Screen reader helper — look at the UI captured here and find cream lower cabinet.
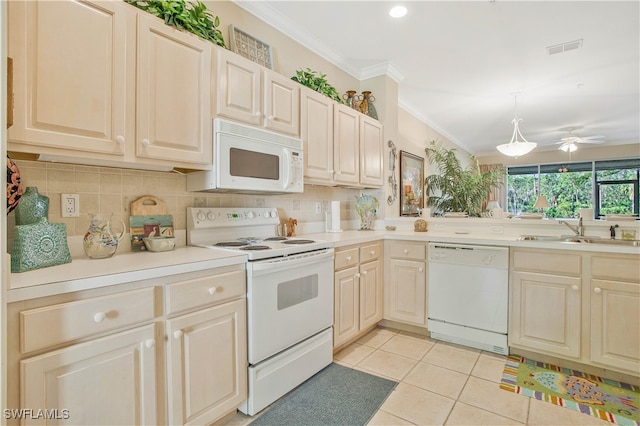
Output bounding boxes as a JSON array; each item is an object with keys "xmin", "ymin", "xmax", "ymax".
[
  {"xmin": 333, "ymin": 242, "xmax": 383, "ymax": 349},
  {"xmin": 21, "ymin": 324, "xmax": 159, "ymax": 425},
  {"xmin": 215, "ymin": 47, "xmax": 299, "ymax": 136},
  {"xmin": 589, "ymin": 254, "xmax": 640, "ymax": 373},
  {"xmin": 165, "ymin": 267, "xmax": 247, "ymax": 425},
  {"xmin": 8, "ymin": 264, "xmax": 247, "ymax": 426},
  {"xmin": 384, "ymin": 241, "xmax": 427, "ymax": 326},
  {"xmin": 510, "ymin": 248, "xmax": 640, "ymax": 378},
  {"xmin": 8, "ymin": 0, "xmax": 212, "ymax": 169},
  {"xmin": 509, "ymin": 249, "xmax": 583, "ymax": 359}
]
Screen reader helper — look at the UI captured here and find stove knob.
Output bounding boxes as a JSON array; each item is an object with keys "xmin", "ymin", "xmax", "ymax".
[
  {"xmin": 196, "ymin": 211, "xmax": 206, "ymax": 221},
  {"xmin": 270, "ymin": 210, "xmax": 278, "ymax": 218},
  {"xmin": 207, "ymin": 211, "xmax": 216, "ymax": 221},
  {"xmin": 247, "ymin": 211, "xmax": 255, "ymax": 219}
]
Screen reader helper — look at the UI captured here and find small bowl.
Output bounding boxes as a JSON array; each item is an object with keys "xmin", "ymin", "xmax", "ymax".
[
  {"xmin": 143, "ymin": 236, "xmax": 176, "ymax": 252},
  {"xmin": 385, "ymin": 225, "xmax": 396, "ymax": 231}
]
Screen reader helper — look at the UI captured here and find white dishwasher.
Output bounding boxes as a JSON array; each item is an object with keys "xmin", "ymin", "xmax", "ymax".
[{"xmin": 428, "ymin": 242, "xmax": 509, "ymax": 355}]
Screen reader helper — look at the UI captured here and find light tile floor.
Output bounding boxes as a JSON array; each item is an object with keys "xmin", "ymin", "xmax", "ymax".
[{"xmin": 218, "ymin": 326, "xmax": 616, "ymax": 426}]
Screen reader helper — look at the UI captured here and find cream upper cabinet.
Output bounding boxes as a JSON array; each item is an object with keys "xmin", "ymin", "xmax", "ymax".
[
  {"xmin": 332, "ymin": 103, "xmax": 384, "ymax": 188},
  {"xmin": 384, "ymin": 241, "xmax": 427, "ymax": 326},
  {"xmin": 589, "ymin": 254, "xmax": 640, "ymax": 374},
  {"xmin": 359, "ymin": 114, "xmax": 384, "ymax": 187},
  {"xmin": 300, "ymin": 87, "xmax": 334, "ymax": 183},
  {"xmin": 8, "ymin": 0, "xmax": 129, "ymax": 156},
  {"xmin": 135, "ymin": 11, "xmax": 212, "ymax": 166},
  {"xmin": 8, "ymin": 0, "xmax": 213, "ymax": 169},
  {"xmin": 333, "ymin": 104, "xmax": 360, "ymax": 185},
  {"xmin": 215, "ymin": 48, "xmax": 300, "ymax": 136}
]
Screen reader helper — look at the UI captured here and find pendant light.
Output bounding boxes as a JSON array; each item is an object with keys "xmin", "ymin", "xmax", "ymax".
[{"xmin": 496, "ymin": 93, "xmax": 537, "ymax": 157}]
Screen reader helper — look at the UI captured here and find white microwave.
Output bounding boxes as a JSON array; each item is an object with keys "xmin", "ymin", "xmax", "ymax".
[{"xmin": 187, "ymin": 119, "xmax": 304, "ymax": 194}]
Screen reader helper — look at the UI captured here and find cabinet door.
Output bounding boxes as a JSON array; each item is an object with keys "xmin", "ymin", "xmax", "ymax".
[
  {"xmin": 215, "ymin": 49, "xmax": 262, "ymax": 126},
  {"xmin": 333, "ymin": 104, "xmax": 360, "ymax": 185},
  {"xmin": 136, "ymin": 13, "xmax": 212, "ymax": 167},
  {"xmin": 359, "ymin": 115, "xmax": 384, "ymax": 187},
  {"xmin": 590, "ymin": 279, "xmax": 640, "ymax": 373},
  {"xmin": 510, "ymin": 271, "xmax": 581, "ymax": 358},
  {"xmin": 166, "ymin": 299, "xmax": 247, "ymax": 425},
  {"xmin": 360, "ymin": 259, "xmax": 383, "ymax": 330},
  {"xmin": 387, "ymin": 259, "xmax": 426, "ymax": 326},
  {"xmin": 334, "ymin": 267, "xmax": 359, "ymax": 347},
  {"xmin": 301, "ymin": 88, "xmax": 334, "ymax": 182},
  {"xmin": 263, "ymin": 72, "xmax": 300, "ymax": 136},
  {"xmin": 21, "ymin": 325, "xmax": 158, "ymax": 425},
  {"xmin": 8, "ymin": 0, "xmax": 128, "ymax": 156}
]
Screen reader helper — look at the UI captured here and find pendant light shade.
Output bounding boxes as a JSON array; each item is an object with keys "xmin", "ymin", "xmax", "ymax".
[{"xmin": 496, "ymin": 94, "xmax": 537, "ymax": 158}]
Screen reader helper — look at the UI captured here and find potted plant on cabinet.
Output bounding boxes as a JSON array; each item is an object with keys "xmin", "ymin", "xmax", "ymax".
[
  {"xmin": 125, "ymin": 0, "xmax": 226, "ymax": 47},
  {"xmin": 291, "ymin": 68, "xmax": 344, "ymax": 104},
  {"xmin": 424, "ymin": 141, "xmax": 504, "ymax": 217}
]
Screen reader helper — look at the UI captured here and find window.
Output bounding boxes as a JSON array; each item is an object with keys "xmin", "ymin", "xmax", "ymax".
[{"xmin": 507, "ymin": 159, "xmax": 639, "ymax": 219}]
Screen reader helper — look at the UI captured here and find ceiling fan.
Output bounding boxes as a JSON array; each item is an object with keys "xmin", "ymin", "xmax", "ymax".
[{"xmin": 553, "ymin": 129, "xmax": 605, "ymax": 152}]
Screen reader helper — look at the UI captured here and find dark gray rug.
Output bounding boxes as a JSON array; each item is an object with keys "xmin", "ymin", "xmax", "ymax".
[{"xmin": 249, "ymin": 363, "xmax": 397, "ymax": 426}]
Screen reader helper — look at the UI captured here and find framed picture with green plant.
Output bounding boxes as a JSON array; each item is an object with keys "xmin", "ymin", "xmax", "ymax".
[
  {"xmin": 424, "ymin": 141, "xmax": 505, "ymax": 217},
  {"xmin": 291, "ymin": 68, "xmax": 344, "ymax": 104}
]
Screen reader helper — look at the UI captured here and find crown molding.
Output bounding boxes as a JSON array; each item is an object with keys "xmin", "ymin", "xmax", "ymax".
[{"xmin": 232, "ymin": 0, "xmax": 402, "ymax": 82}]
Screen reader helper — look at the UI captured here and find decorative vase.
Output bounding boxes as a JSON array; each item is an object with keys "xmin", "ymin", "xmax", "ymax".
[
  {"xmin": 355, "ymin": 194, "xmax": 379, "ymax": 230},
  {"xmin": 360, "ymin": 91, "xmax": 378, "ymax": 120},
  {"xmin": 342, "ymin": 90, "xmax": 357, "ymax": 108},
  {"xmin": 83, "ymin": 213, "xmax": 126, "ymax": 259},
  {"xmin": 15, "ymin": 186, "xmax": 49, "ymax": 225}
]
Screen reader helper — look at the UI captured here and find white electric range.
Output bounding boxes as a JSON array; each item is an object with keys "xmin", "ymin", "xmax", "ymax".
[{"xmin": 186, "ymin": 207, "xmax": 334, "ymax": 416}]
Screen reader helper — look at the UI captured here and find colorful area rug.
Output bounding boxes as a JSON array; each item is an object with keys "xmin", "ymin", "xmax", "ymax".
[{"xmin": 500, "ymin": 355, "xmax": 639, "ymax": 426}]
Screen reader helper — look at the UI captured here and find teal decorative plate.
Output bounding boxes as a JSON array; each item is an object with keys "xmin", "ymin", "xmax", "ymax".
[{"xmin": 11, "ymin": 221, "xmax": 72, "ymax": 273}]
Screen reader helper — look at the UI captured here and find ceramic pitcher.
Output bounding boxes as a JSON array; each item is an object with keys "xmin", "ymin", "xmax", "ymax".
[{"xmin": 83, "ymin": 213, "xmax": 126, "ymax": 259}]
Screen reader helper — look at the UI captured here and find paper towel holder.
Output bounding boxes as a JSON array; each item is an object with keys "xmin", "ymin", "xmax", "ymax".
[{"xmin": 325, "ymin": 201, "xmax": 343, "ymax": 233}]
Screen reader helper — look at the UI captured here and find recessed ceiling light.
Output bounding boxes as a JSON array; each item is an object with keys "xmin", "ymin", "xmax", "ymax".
[{"xmin": 389, "ymin": 5, "xmax": 407, "ymax": 18}]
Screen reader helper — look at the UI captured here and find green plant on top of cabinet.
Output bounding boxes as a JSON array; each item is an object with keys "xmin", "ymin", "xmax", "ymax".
[
  {"xmin": 124, "ymin": 0, "xmax": 226, "ymax": 47},
  {"xmin": 215, "ymin": 47, "xmax": 300, "ymax": 136},
  {"xmin": 7, "ymin": 0, "xmax": 213, "ymax": 170},
  {"xmin": 291, "ymin": 68, "xmax": 344, "ymax": 104}
]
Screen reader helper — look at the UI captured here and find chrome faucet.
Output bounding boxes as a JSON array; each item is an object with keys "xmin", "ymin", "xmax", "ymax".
[{"xmin": 559, "ymin": 217, "xmax": 584, "ymax": 236}]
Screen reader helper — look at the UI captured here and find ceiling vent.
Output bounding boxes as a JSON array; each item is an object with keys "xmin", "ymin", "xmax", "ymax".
[{"xmin": 546, "ymin": 39, "xmax": 583, "ymax": 55}]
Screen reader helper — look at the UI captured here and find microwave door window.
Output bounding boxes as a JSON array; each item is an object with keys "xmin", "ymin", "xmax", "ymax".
[{"xmin": 230, "ymin": 148, "xmax": 280, "ymax": 180}]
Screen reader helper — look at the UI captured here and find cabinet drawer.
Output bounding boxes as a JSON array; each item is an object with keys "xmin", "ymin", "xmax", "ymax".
[
  {"xmin": 166, "ymin": 269, "xmax": 246, "ymax": 315},
  {"xmin": 591, "ymin": 254, "xmax": 640, "ymax": 283},
  {"xmin": 512, "ymin": 249, "xmax": 581, "ymax": 276},
  {"xmin": 388, "ymin": 242, "xmax": 426, "ymax": 260},
  {"xmin": 335, "ymin": 247, "xmax": 359, "ymax": 270},
  {"xmin": 360, "ymin": 242, "xmax": 382, "ymax": 263},
  {"xmin": 20, "ymin": 287, "xmax": 157, "ymax": 353}
]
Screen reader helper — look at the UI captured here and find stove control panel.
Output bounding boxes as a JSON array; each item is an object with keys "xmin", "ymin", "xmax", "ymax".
[{"xmin": 187, "ymin": 207, "xmax": 280, "ymax": 229}]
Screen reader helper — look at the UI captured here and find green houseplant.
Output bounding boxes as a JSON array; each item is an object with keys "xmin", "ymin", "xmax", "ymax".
[
  {"xmin": 125, "ymin": 0, "xmax": 226, "ymax": 48},
  {"xmin": 291, "ymin": 68, "xmax": 344, "ymax": 104},
  {"xmin": 424, "ymin": 141, "xmax": 504, "ymax": 217}
]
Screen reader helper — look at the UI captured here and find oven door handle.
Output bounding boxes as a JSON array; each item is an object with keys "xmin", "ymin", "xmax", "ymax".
[{"xmin": 249, "ymin": 249, "xmax": 335, "ymax": 273}]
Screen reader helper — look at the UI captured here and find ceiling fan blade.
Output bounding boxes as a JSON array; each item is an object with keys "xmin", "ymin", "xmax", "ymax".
[{"xmin": 576, "ymin": 139, "xmax": 605, "ymax": 144}]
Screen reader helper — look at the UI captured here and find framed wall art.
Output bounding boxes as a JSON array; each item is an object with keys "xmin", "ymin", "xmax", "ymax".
[
  {"xmin": 400, "ymin": 150, "xmax": 424, "ymax": 216},
  {"xmin": 228, "ymin": 25, "xmax": 273, "ymax": 69}
]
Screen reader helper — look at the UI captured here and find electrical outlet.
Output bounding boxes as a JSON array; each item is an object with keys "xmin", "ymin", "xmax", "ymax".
[
  {"xmin": 61, "ymin": 194, "xmax": 80, "ymax": 217},
  {"xmin": 315, "ymin": 202, "xmax": 322, "ymax": 214}
]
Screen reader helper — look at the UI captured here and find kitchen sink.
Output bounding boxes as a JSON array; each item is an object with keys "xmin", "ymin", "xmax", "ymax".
[{"xmin": 518, "ymin": 235, "xmax": 640, "ymax": 246}]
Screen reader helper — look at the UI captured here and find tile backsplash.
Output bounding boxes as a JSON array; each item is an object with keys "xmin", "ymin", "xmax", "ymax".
[{"xmin": 8, "ymin": 159, "xmax": 383, "ymax": 240}]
